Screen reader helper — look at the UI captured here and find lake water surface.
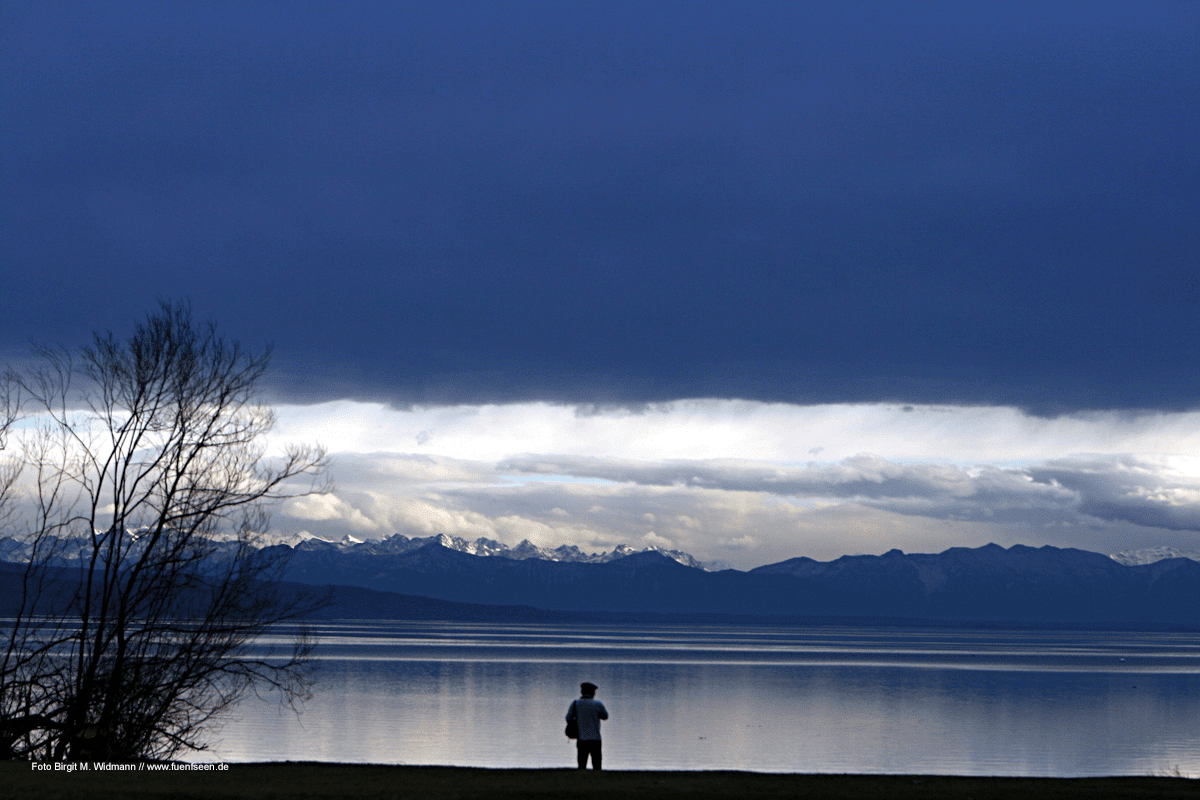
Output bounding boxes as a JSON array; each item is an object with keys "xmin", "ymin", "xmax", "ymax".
[{"xmin": 196, "ymin": 621, "xmax": 1200, "ymax": 776}]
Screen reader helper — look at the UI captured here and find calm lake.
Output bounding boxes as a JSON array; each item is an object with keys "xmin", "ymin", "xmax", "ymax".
[{"xmin": 194, "ymin": 621, "xmax": 1200, "ymax": 776}]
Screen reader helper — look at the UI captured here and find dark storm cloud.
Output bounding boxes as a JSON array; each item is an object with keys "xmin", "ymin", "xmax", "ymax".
[{"xmin": 3, "ymin": 3, "xmax": 1198, "ymax": 411}]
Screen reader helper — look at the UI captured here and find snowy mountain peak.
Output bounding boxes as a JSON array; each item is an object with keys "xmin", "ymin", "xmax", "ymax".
[
  {"xmin": 1110, "ymin": 546, "xmax": 1200, "ymax": 566},
  {"xmin": 359, "ymin": 532, "xmax": 725, "ymax": 570}
]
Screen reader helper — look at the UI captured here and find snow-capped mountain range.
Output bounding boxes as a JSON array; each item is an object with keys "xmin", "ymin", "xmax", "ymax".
[
  {"xmin": 296, "ymin": 532, "xmax": 730, "ymax": 572},
  {"xmin": 5, "ymin": 530, "xmax": 1196, "ymax": 575},
  {"xmin": 296, "ymin": 535, "xmax": 1200, "ymax": 573},
  {"xmin": 4, "ymin": 534, "xmax": 1200, "ymax": 624}
]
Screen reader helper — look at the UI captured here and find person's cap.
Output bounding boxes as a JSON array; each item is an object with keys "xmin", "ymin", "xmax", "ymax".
[{"xmin": 580, "ymin": 682, "xmax": 598, "ymax": 692}]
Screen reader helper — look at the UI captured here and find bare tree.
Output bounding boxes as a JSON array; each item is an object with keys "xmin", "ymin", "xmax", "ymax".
[{"xmin": 0, "ymin": 303, "xmax": 328, "ymax": 760}]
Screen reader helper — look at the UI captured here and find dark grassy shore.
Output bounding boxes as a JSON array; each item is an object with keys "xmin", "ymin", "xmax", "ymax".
[{"xmin": 2, "ymin": 762, "xmax": 1195, "ymax": 800}]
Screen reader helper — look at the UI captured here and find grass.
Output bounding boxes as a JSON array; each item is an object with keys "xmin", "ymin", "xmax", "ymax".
[{"xmin": 2, "ymin": 762, "xmax": 1197, "ymax": 800}]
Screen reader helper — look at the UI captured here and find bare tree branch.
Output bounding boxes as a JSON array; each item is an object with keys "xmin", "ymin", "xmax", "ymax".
[{"xmin": 0, "ymin": 302, "xmax": 329, "ymax": 760}]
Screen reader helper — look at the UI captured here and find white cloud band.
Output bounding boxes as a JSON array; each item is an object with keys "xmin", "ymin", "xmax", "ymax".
[{"xmin": 265, "ymin": 401, "xmax": 1200, "ymax": 567}]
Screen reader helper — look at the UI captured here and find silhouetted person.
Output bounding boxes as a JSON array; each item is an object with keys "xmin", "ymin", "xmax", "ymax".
[{"xmin": 566, "ymin": 681, "xmax": 608, "ymax": 770}]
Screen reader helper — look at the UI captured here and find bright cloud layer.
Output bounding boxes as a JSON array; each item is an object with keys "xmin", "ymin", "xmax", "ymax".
[{"xmin": 269, "ymin": 401, "xmax": 1200, "ymax": 568}]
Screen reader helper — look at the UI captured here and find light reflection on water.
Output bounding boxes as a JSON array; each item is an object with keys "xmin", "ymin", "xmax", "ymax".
[{"xmin": 196, "ymin": 622, "xmax": 1200, "ymax": 775}]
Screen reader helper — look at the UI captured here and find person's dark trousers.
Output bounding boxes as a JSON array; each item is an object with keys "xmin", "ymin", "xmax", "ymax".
[{"xmin": 577, "ymin": 739, "xmax": 602, "ymax": 770}]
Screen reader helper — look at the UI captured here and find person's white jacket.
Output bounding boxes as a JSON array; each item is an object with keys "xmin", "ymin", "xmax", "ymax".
[{"xmin": 568, "ymin": 696, "xmax": 608, "ymax": 741}]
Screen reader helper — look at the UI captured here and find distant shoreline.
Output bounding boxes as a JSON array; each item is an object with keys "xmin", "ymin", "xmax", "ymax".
[{"xmin": 3, "ymin": 762, "xmax": 1195, "ymax": 799}]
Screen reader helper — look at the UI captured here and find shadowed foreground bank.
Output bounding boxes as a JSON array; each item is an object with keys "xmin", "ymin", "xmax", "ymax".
[{"xmin": 2, "ymin": 763, "xmax": 1195, "ymax": 800}]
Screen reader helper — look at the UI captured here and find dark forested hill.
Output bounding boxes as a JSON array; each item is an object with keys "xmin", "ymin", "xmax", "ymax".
[
  {"xmin": 4, "ymin": 539, "xmax": 1199, "ymax": 626},
  {"xmin": 268, "ymin": 540, "xmax": 1200, "ymax": 627}
]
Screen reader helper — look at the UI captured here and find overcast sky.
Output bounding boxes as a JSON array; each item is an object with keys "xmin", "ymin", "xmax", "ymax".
[{"xmin": 4, "ymin": 3, "xmax": 1199, "ymax": 567}]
